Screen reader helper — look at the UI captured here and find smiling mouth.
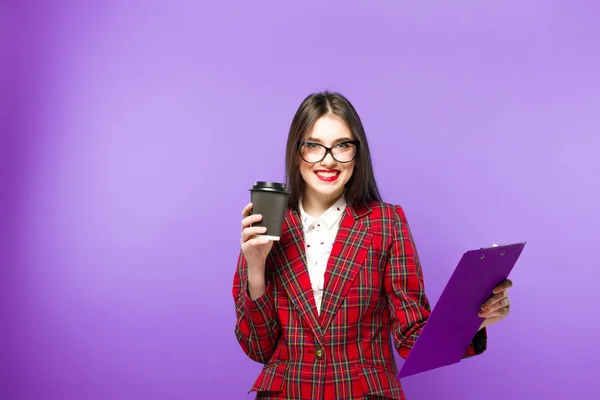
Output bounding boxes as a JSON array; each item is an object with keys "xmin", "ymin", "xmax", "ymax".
[
  {"xmin": 316, "ymin": 171, "xmax": 339, "ymax": 177},
  {"xmin": 315, "ymin": 170, "xmax": 340, "ymax": 182}
]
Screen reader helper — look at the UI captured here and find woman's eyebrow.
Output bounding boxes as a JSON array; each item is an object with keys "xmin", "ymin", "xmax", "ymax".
[{"xmin": 304, "ymin": 137, "xmax": 353, "ymax": 144}]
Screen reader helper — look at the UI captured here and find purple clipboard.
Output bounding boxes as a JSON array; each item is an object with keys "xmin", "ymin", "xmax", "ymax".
[{"xmin": 397, "ymin": 241, "xmax": 527, "ymax": 379}]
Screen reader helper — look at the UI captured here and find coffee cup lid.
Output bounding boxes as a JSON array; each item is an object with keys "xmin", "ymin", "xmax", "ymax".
[{"xmin": 250, "ymin": 181, "xmax": 290, "ymax": 193}]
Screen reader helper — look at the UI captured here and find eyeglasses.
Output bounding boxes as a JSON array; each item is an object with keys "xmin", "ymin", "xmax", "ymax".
[{"xmin": 298, "ymin": 140, "xmax": 359, "ymax": 164}]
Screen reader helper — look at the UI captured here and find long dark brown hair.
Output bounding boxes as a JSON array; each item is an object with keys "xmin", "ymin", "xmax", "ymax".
[{"xmin": 285, "ymin": 91, "xmax": 382, "ymax": 212}]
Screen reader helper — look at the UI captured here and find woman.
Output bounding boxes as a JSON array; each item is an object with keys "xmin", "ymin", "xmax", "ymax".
[{"xmin": 232, "ymin": 91, "xmax": 512, "ymax": 399}]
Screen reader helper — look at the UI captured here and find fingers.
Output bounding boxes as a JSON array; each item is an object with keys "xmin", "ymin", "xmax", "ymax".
[
  {"xmin": 241, "ymin": 203, "xmax": 263, "ymax": 229},
  {"xmin": 493, "ymin": 279, "xmax": 513, "ymax": 294},
  {"xmin": 240, "ymin": 202, "xmax": 270, "ymax": 247},
  {"xmin": 242, "ymin": 214, "xmax": 263, "ymax": 229},
  {"xmin": 479, "ymin": 290, "xmax": 510, "ymax": 318},
  {"xmin": 481, "ymin": 296, "xmax": 510, "ymax": 315},
  {"xmin": 479, "ymin": 279, "xmax": 514, "ymax": 324},
  {"xmin": 242, "ymin": 202, "xmax": 253, "ymax": 218},
  {"xmin": 479, "ymin": 305, "xmax": 510, "ymax": 319},
  {"xmin": 241, "ymin": 226, "xmax": 267, "ymax": 243},
  {"xmin": 480, "ymin": 292, "xmax": 505, "ymax": 311},
  {"xmin": 480, "ymin": 278, "xmax": 513, "ymax": 312},
  {"xmin": 243, "ymin": 237, "xmax": 270, "ymax": 247}
]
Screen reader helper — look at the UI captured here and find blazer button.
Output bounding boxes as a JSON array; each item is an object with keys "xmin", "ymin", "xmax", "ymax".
[{"xmin": 314, "ymin": 346, "xmax": 325, "ymax": 360}]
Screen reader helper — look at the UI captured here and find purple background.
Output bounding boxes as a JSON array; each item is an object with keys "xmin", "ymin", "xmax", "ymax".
[{"xmin": 2, "ymin": 1, "xmax": 599, "ymax": 399}]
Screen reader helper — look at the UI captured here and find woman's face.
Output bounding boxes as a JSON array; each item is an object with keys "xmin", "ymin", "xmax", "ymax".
[{"xmin": 299, "ymin": 115, "xmax": 356, "ymax": 206}]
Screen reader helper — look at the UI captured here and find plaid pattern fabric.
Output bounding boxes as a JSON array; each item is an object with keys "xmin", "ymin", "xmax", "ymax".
[{"xmin": 233, "ymin": 202, "xmax": 487, "ymax": 400}]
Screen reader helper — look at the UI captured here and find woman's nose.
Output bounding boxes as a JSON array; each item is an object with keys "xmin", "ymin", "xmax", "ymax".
[{"xmin": 320, "ymin": 151, "xmax": 336, "ymax": 166}]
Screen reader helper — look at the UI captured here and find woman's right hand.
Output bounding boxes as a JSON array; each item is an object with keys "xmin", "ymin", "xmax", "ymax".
[{"xmin": 240, "ymin": 202, "xmax": 274, "ymax": 274}]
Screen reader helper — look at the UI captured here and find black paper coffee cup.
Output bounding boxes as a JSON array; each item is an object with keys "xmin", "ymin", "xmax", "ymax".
[{"xmin": 250, "ymin": 181, "xmax": 290, "ymax": 241}]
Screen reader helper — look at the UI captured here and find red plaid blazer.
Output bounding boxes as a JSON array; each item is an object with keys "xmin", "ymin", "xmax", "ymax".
[{"xmin": 233, "ymin": 201, "xmax": 486, "ymax": 399}]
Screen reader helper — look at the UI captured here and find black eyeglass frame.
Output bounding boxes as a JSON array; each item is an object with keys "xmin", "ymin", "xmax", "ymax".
[{"xmin": 297, "ymin": 140, "xmax": 360, "ymax": 164}]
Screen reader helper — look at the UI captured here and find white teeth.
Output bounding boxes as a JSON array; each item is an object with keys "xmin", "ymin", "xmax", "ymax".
[{"xmin": 317, "ymin": 172, "xmax": 338, "ymax": 178}]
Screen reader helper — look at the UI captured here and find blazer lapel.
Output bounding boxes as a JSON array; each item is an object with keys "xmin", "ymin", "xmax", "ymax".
[
  {"xmin": 319, "ymin": 203, "xmax": 373, "ymax": 332},
  {"xmin": 273, "ymin": 209, "xmax": 324, "ymax": 345}
]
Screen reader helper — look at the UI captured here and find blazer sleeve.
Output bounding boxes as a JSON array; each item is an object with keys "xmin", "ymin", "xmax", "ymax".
[
  {"xmin": 232, "ymin": 250, "xmax": 281, "ymax": 364},
  {"xmin": 384, "ymin": 205, "xmax": 487, "ymax": 359}
]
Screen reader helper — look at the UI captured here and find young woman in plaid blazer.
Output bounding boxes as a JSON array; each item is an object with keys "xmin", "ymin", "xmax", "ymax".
[{"xmin": 233, "ymin": 92, "xmax": 513, "ymax": 399}]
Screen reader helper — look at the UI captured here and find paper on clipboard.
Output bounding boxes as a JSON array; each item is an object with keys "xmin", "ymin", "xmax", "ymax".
[{"xmin": 397, "ymin": 241, "xmax": 527, "ymax": 379}]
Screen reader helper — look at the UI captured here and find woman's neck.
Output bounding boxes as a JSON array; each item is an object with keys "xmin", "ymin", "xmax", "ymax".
[{"xmin": 302, "ymin": 190, "xmax": 344, "ymax": 218}]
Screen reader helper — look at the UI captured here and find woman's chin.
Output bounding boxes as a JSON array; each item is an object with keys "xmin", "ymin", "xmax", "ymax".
[{"xmin": 311, "ymin": 185, "xmax": 343, "ymax": 200}]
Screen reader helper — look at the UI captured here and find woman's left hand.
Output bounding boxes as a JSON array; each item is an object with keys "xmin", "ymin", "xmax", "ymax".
[{"xmin": 478, "ymin": 279, "xmax": 513, "ymax": 330}]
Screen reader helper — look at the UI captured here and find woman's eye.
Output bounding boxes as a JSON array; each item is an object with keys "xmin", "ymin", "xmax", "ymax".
[{"xmin": 305, "ymin": 143, "xmax": 319, "ymax": 149}]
